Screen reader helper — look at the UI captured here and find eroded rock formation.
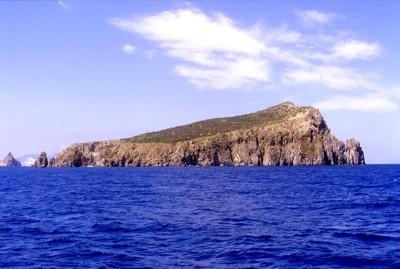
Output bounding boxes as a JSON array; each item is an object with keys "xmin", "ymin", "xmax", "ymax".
[
  {"xmin": 345, "ymin": 139, "xmax": 365, "ymax": 165},
  {"xmin": 34, "ymin": 152, "xmax": 49, "ymax": 168}
]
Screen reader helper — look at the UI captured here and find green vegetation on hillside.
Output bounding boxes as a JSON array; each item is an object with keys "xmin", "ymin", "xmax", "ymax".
[{"xmin": 123, "ymin": 102, "xmax": 304, "ymax": 143}]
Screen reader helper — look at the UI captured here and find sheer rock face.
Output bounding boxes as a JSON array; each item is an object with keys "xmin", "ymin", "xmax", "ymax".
[
  {"xmin": 0, "ymin": 152, "xmax": 22, "ymax": 167},
  {"xmin": 54, "ymin": 103, "xmax": 366, "ymax": 167},
  {"xmin": 34, "ymin": 152, "xmax": 49, "ymax": 168}
]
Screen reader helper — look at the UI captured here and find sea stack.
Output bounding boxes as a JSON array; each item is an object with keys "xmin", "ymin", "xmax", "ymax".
[
  {"xmin": 52, "ymin": 102, "xmax": 366, "ymax": 167},
  {"xmin": 0, "ymin": 152, "xmax": 22, "ymax": 167},
  {"xmin": 34, "ymin": 152, "xmax": 49, "ymax": 168},
  {"xmin": 345, "ymin": 139, "xmax": 365, "ymax": 165}
]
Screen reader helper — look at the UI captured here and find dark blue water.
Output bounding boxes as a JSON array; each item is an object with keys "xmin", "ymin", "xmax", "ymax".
[{"xmin": 0, "ymin": 166, "xmax": 400, "ymax": 268}]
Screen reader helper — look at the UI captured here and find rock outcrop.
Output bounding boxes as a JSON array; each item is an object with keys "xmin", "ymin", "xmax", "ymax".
[
  {"xmin": 48, "ymin": 157, "xmax": 56, "ymax": 167},
  {"xmin": 53, "ymin": 103, "xmax": 365, "ymax": 167},
  {"xmin": 0, "ymin": 152, "xmax": 22, "ymax": 167},
  {"xmin": 34, "ymin": 152, "xmax": 49, "ymax": 168},
  {"xmin": 345, "ymin": 139, "xmax": 365, "ymax": 165}
]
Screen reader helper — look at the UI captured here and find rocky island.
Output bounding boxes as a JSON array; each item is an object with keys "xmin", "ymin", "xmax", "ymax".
[
  {"xmin": 50, "ymin": 102, "xmax": 365, "ymax": 167},
  {"xmin": 0, "ymin": 152, "xmax": 22, "ymax": 167}
]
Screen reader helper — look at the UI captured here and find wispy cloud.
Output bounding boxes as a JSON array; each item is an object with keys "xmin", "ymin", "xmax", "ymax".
[
  {"xmin": 296, "ymin": 10, "xmax": 336, "ymax": 26},
  {"xmin": 282, "ymin": 65, "xmax": 378, "ymax": 90},
  {"xmin": 57, "ymin": 0, "xmax": 70, "ymax": 11},
  {"xmin": 307, "ymin": 40, "xmax": 382, "ymax": 62},
  {"xmin": 331, "ymin": 40, "xmax": 381, "ymax": 61},
  {"xmin": 265, "ymin": 26, "xmax": 303, "ymax": 44},
  {"xmin": 110, "ymin": 8, "xmax": 269, "ymax": 90},
  {"xmin": 110, "ymin": 7, "xmax": 399, "ymax": 113},
  {"xmin": 174, "ymin": 57, "xmax": 269, "ymax": 90},
  {"xmin": 122, "ymin": 43, "xmax": 135, "ymax": 54},
  {"xmin": 314, "ymin": 95, "xmax": 398, "ymax": 113}
]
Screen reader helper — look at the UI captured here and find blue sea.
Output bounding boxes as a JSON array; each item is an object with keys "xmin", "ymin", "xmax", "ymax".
[{"xmin": 0, "ymin": 166, "xmax": 399, "ymax": 268}]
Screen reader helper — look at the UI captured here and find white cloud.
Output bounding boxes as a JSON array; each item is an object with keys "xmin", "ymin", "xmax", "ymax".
[
  {"xmin": 282, "ymin": 65, "xmax": 378, "ymax": 90},
  {"xmin": 111, "ymin": 9, "xmax": 265, "ymax": 56},
  {"xmin": 265, "ymin": 26, "xmax": 303, "ymax": 44},
  {"xmin": 315, "ymin": 95, "xmax": 398, "ymax": 113},
  {"xmin": 110, "ymin": 8, "xmax": 268, "ymax": 90},
  {"xmin": 275, "ymin": 31, "xmax": 302, "ymax": 43},
  {"xmin": 175, "ymin": 57, "xmax": 269, "ymax": 90},
  {"xmin": 332, "ymin": 40, "xmax": 381, "ymax": 60},
  {"xmin": 57, "ymin": 0, "xmax": 69, "ymax": 11},
  {"xmin": 296, "ymin": 10, "xmax": 336, "ymax": 26},
  {"xmin": 110, "ymin": 7, "xmax": 399, "ymax": 113},
  {"xmin": 122, "ymin": 44, "xmax": 135, "ymax": 54},
  {"xmin": 264, "ymin": 46, "xmax": 309, "ymax": 66},
  {"xmin": 304, "ymin": 40, "xmax": 381, "ymax": 63}
]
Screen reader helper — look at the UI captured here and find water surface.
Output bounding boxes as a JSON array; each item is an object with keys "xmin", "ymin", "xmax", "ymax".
[{"xmin": 0, "ymin": 166, "xmax": 399, "ymax": 268}]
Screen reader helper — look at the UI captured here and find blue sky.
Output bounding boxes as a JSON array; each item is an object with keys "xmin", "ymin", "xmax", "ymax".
[{"xmin": 1, "ymin": 0, "xmax": 400, "ymax": 163}]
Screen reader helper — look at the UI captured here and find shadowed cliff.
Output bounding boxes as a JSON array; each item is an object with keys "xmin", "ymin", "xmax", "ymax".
[{"xmin": 53, "ymin": 102, "xmax": 365, "ymax": 167}]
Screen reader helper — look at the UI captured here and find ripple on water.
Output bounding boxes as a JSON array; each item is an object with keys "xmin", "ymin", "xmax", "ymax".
[
  {"xmin": 47, "ymin": 236, "xmax": 76, "ymax": 244},
  {"xmin": 91, "ymin": 222, "xmax": 133, "ymax": 233},
  {"xmin": 333, "ymin": 231, "xmax": 398, "ymax": 242},
  {"xmin": 0, "ymin": 226, "xmax": 12, "ymax": 232}
]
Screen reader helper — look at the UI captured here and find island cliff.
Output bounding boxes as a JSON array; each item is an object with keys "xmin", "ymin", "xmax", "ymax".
[{"xmin": 53, "ymin": 102, "xmax": 365, "ymax": 167}]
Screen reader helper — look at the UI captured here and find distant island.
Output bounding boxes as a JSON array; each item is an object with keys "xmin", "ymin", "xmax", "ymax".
[
  {"xmin": 0, "ymin": 152, "xmax": 22, "ymax": 167},
  {"xmin": 33, "ymin": 102, "xmax": 364, "ymax": 167}
]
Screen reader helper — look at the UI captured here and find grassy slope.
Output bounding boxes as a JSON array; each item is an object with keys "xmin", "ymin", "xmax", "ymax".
[{"xmin": 123, "ymin": 102, "xmax": 304, "ymax": 143}]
